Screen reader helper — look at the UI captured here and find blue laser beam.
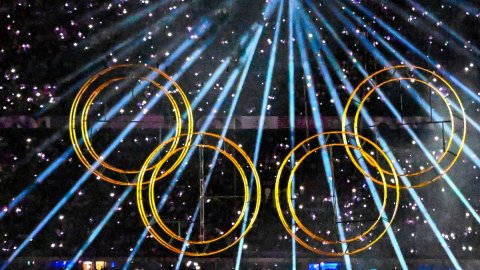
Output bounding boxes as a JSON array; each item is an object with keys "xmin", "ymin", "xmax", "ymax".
[
  {"xmin": 234, "ymin": 1, "xmax": 284, "ymax": 268},
  {"xmin": 293, "ymin": 5, "xmax": 351, "ymax": 269},
  {"xmin": 298, "ymin": 8, "xmax": 407, "ymax": 268},
  {"xmin": 288, "ymin": 0, "xmax": 297, "ymax": 268}
]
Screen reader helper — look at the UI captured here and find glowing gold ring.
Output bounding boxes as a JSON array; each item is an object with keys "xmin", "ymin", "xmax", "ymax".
[
  {"xmin": 287, "ymin": 143, "xmax": 387, "ymax": 244},
  {"xmin": 137, "ymin": 132, "xmax": 261, "ymax": 256},
  {"xmin": 69, "ymin": 64, "xmax": 193, "ymax": 186},
  {"xmin": 82, "ymin": 77, "xmax": 181, "ymax": 173},
  {"xmin": 351, "ymin": 78, "xmax": 453, "ymax": 187},
  {"xmin": 81, "ymin": 76, "xmax": 184, "ymax": 183},
  {"xmin": 342, "ymin": 65, "xmax": 466, "ymax": 189},
  {"xmin": 149, "ymin": 144, "xmax": 249, "ymax": 245},
  {"xmin": 275, "ymin": 131, "xmax": 400, "ymax": 256}
]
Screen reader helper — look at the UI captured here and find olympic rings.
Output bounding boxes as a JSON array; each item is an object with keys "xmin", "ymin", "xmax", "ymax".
[
  {"xmin": 137, "ymin": 132, "xmax": 261, "ymax": 256},
  {"xmin": 275, "ymin": 131, "xmax": 400, "ymax": 256},
  {"xmin": 341, "ymin": 65, "xmax": 466, "ymax": 189},
  {"xmin": 69, "ymin": 63, "xmax": 465, "ymax": 257},
  {"xmin": 69, "ymin": 64, "xmax": 194, "ymax": 185}
]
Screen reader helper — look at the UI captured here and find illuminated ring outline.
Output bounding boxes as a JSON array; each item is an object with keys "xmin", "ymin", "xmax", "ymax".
[
  {"xmin": 150, "ymin": 145, "xmax": 249, "ymax": 245},
  {"xmin": 81, "ymin": 77, "xmax": 181, "ymax": 173},
  {"xmin": 275, "ymin": 131, "xmax": 400, "ymax": 256},
  {"xmin": 81, "ymin": 76, "xmax": 185, "ymax": 183},
  {"xmin": 351, "ymin": 77, "xmax": 453, "ymax": 184},
  {"xmin": 69, "ymin": 64, "xmax": 193, "ymax": 186},
  {"xmin": 287, "ymin": 143, "xmax": 387, "ymax": 244},
  {"xmin": 342, "ymin": 65, "xmax": 466, "ymax": 188},
  {"xmin": 137, "ymin": 132, "xmax": 261, "ymax": 256}
]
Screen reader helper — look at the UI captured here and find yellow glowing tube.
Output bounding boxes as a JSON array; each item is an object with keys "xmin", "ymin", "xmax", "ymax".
[
  {"xmin": 274, "ymin": 131, "xmax": 400, "ymax": 256},
  {"xmin": 137, "ymin": 132, "xmax": 261, "ymax": 256},
  {"xmin": 287, "ymin": 143, "xmax": 387, "ymax": 244},
  {"xmin": 342, "ymin": 65, "xmax": 466, "ymax": 189},
  {"xmin": 69, "ymin": 64, "xmax": 193, "ymax": 186}
]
